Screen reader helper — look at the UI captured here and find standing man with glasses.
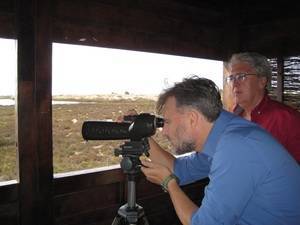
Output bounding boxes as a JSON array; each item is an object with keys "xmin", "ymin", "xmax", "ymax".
[{"xmin": 226, "ymin": 52, "xmax": 300, "ymax": 163}]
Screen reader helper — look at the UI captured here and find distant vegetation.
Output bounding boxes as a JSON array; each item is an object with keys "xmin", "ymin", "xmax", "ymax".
[
  {"xmin": 0, "ymin": 96, "xmax": 171, "ymax": 181},
  {"xmin": 0, "ymin": 104, "xmax": 16, "ymax": 181}
]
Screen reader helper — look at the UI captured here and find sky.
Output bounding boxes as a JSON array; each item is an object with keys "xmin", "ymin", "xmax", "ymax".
[
  {"xmin": 0, "ymin": 39, "xmax": 17, "ymax": 96},
  {"xmin": 0, "ymin": 38, "xmax": 223, "ymax": 96}
]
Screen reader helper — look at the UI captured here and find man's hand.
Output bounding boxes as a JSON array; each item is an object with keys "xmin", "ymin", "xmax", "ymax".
[
  {"xmin": 141, "ymin": 159, "xmax": 172, "ymax": 185},
  {"xmin": 116, "ymin": 109, "xmax": 138, "ymax": 122}
]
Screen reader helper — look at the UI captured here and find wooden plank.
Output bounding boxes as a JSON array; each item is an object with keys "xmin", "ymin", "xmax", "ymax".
[
  {"xmin": 52, "ymin": 0, "xmax": 224, "ymax": 60},
  {"xmin": 0, "ymin": 0, "xmax": 15, "ymax": 13},
  {"xmin": 0, "ymin": 182, "xmax": 18, "ymax": 204},
  {"xmin": 53, "ymin": 19, "xmax": 223, "ymax": 60},
  {"xmin": 0, "ymin": 14, "xmax": 15, "ymax": 38},
  {"xmin": 0, "ymin": 182, "xmax": 19, "ymax": 225},
  {"xmin": 0, "ymin": 0, "xmax": 15, "ymax": 38},
  {"xmin": 241, "ymin": 18, "xmax": 300, "ymax": 57},
  {"xmin": 54, "ymin": 166, "xmax": 125, "ymax": 195},
  {"xmin": 54, "ymin": 204, "xmax": 120, "ymax": 225},
  {"xmin": 54, "ymin": 183, "xmax": 121, "ymax": 217},
  {"xmin": 0, "ymin": 202, "xmax": 19, "ymax": 225},
  {"xmin": 54, "ymin": 0, "xmax": 223, "ymax": 29}
]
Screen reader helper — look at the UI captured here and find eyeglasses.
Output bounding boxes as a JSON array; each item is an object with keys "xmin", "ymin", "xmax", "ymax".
[{"xmin": 225, "ymin": 73, "xmax": 257, "ymax": 84}]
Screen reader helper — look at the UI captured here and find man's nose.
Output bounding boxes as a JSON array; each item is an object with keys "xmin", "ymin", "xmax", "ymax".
[{"xmin": 232, "ymin": 78, "xmax": 240, "ymax": 87}]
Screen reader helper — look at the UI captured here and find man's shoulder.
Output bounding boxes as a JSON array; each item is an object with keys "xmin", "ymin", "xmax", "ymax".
[
  {"xmin": 263, "ymin": 96, "xmax": 300, "ymax": 117},
  {"xmin": 221, "ymin": 110, "xmax": 260, "ymax": 129}
]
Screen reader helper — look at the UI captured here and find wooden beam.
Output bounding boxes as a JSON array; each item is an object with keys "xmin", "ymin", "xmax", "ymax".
[
  {"xmin": 52, "ymin": 0, "xmax": 224, "ymax": 60},
  {"xmin": 0, "ymin": 0, "xmax": 15, "ymax": 38},
  {"xmin": 240, "ymin": 18, "xmax": 300, "ymax": 57},
  {"xmin": 16, "ymin": 0, "xmax": 53, "ymax": 224}
]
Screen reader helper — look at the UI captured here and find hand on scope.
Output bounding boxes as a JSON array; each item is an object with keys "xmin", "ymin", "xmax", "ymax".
[
  {"xmin": 141, "ymin": 159, "xmax": 172, "ymax": 186},
  {"xmin": 116, "ymin": 109, "xmax": 138, "ymax": 122}
]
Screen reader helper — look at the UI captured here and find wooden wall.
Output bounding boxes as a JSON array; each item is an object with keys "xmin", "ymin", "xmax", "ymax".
[
  {"xmin": 0, "ymin": 167, "xmax": 209, "ymax": 225},
  {"xmin": 53, "ymin": 168, "xmax": 208, "ymax": 225}
]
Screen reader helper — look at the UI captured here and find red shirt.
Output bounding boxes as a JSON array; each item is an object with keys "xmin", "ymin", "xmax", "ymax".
[{"xmin": 234, "ymin": 94, "xmax": 300, "ymax": 162}]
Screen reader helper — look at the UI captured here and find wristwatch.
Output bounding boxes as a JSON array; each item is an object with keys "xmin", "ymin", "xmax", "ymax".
[{"xmin": 161, "ymin": 173, "xmax": 180, "ymax": 193}]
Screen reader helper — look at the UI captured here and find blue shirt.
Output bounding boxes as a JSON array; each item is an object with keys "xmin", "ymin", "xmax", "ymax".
[{"xmin": 174, "ymin": 110, "xmax": 300, "ymax": 225}]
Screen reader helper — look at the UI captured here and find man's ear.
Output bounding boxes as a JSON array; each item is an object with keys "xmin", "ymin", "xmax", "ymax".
[
  {"xmin": 188, "ymin": 109, "xmax": 200, "ymax": 128},
  {"xmin": 259, "ymin": 76, "xmax": 268, "ymax": 89}
]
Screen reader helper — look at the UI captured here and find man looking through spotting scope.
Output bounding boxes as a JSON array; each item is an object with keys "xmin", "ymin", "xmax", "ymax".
[{"xmin": 122, "ymin": 76, "xmax": 300, "ymax": 225}]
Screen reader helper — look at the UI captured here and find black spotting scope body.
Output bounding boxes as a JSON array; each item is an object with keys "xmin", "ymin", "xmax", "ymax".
[{"xmin": 82, "ymin": 113, "xmax": 164, "ymax": 141}]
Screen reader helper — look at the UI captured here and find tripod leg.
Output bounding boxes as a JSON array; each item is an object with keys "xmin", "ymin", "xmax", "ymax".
[
  {"xmin": 112, "ymin": 212, "xmax": 147, "ymax": 225},
  {"xmin": 140, "ymin": 215, "xmax": 150, "ymax": 225},
  {"xmin": 112, "ymin": 215, "xmax": 124, "ymax": 225}
]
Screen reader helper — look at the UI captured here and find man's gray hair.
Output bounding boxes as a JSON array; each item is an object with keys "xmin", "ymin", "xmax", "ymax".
[
  {"xmin": 228, "ymin": 52, "xmax": 272, "ymax": 81},
  {"xmin": 156, "ymin": 75, "xmax": 222, "ymax": 122}
]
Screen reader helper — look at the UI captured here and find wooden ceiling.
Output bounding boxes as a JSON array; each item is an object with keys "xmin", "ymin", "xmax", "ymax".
[{"xmin": 0, "ymin": 0, "xmax": 300, "ymax": 60}]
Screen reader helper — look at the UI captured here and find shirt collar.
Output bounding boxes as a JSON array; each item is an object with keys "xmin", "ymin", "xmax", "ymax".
[
  {"xmin": 252, "ymin": 93, "xmax": 270, "ymax": 114},
  {"xmin": 233, "ymin": 93, "xmax": 270, "ymax": 116},
  {"xmin": 202, "ymin": 110, "xmax": 235, "ymax": 158}
]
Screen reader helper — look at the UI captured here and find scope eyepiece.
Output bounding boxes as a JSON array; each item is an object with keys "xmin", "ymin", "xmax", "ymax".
[{"xmin": 155, "ymin": 116, "xmax": 164, "ymax": 128}]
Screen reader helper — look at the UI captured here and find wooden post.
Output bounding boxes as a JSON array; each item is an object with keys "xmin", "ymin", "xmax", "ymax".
[
  {"xmin": 276, "ymin": 56, "xmax": 284, "ymax": 102},
  {"xmin": 16, "ymin": 0, "xmax": 53, "ymax": 224}
]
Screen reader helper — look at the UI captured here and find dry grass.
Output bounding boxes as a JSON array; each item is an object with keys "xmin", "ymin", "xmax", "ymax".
[
  {"xmin": 0, "ymin": 105, "xmax": 16, "ymax": 181},
  {"xmin": 0, "ymin": 97, "xmax": 171, "ymax": 181}
]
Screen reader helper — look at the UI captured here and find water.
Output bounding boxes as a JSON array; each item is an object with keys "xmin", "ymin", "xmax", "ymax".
[
  {"xmin": 0, "ymin": 99, "xmax": 81, "ymax": 106},
  {"xmin": 0, "ymin": 99, "xmax": 14, "ymax": 106}
]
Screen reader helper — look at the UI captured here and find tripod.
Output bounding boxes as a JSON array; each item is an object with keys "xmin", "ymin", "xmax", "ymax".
[{"xmin": 112, "ymin": 139, "xmax": 150, "ymax": 225}]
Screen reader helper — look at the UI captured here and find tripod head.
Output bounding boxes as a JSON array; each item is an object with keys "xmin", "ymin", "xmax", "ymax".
[{"xmin": 114, "ymin": 138, "xmax": 149, "ymax": 175}]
